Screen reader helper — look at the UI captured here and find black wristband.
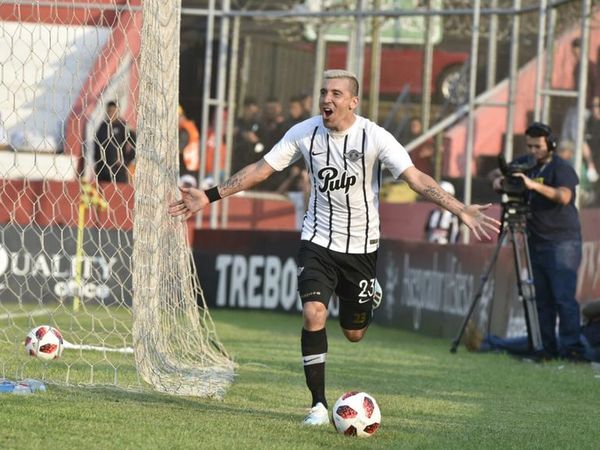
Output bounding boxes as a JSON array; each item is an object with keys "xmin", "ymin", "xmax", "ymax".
[{"xmin": 205, "ymin": 186, "xmax": 222, "ymax": 203}]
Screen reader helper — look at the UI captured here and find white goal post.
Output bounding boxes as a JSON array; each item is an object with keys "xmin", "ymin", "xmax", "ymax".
[{"xmin": 0, "ymin": 0, "xmax": 235, "ymax": 397}]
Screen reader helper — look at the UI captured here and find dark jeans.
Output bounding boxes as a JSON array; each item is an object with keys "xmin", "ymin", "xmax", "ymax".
[
  {"xmin": 479, "ymin": 333, "xmax": 598, "ymax": 361},
  {"xmin": 529, "ymin": 239, "xmax": 583, "ymax": 358},
  {"xmin": 479, "ymin": 335, "xmax": 532, "ymax": 355}
]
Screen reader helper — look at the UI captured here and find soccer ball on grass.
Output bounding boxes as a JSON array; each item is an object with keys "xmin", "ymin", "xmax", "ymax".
[
  {"xmin": 24, "ymin": 325, "xmax": 64, "ymax": 361},
  {"xmin": 332, "ymin": 391, "xmax": 381, "ymax": 437}
]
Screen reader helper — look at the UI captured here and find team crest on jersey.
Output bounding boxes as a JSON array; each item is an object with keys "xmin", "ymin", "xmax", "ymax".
[
  {"xmin": 345, "ymin": 149, "xmax": 362, "ymax": 162},
  {"xmin": 318, "ymin": 166, "xmax": 357, "ymax": 194}
]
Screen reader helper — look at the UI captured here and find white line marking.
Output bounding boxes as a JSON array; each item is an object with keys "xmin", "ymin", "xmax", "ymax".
[
  {"xmin": 63, "ymin": 340, "xmax": 134, "ymax": 354},
  {"xmin": 0, "ymin": 309, "xmax": 51, "ymax": 320}
]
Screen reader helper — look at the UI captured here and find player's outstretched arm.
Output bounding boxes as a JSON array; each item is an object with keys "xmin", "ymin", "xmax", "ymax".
[
  {"xmin": 400, "ymin": 167, "xmax": 501, "ymax": 240},
  {"xmin": 168, "ymin": 158, "xmax": 275, "ymax": 220}
]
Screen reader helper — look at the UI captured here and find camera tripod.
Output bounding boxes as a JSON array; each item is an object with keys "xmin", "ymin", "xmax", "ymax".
[{"xmin": 450, "ymin": 201, "xmax": 543, "ymax": 354}]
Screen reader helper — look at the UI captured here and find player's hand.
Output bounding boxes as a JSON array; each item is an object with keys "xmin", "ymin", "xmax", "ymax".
[
  {"xmin": 459, "ymin": 204, "xmax": 501, "ymax": 241},
  {"xmin": 168, "ymin": 186, "xmax": 209, "ymax": 220}
]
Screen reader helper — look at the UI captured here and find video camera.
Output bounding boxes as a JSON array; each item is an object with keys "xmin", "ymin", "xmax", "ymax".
[{"xmin": 497, "ymin": 154, "xmax": 536, "ymax": 199}]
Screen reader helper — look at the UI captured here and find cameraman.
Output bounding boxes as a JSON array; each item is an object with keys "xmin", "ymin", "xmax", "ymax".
[{"xmin": 492, "ymin": 122, "xmax": 584, "ymax": 361}]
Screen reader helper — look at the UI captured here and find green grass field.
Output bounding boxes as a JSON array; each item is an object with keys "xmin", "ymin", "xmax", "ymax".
[{"xmin": 1, "ymin": 309, "xmax": 599, "ymax": 449}]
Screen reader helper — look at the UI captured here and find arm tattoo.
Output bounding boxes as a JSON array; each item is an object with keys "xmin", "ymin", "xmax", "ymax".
[
  {"xmin": 221, "ymin": 169, "xmax": 248, "ymax": 196},
  {"xmin": 423, "ymin": 184, "xmax": 449, "ymax": 205},
  {"xmin": 423, "ymin": 185, "xmax": 444, "ymax": 203},
  {"xmin": 219, "ymin": 161, "xmax": 268, "ymax": 197},
  {"xmin": 423, "ymin": 184, "xmax": 463, "ymax": 214}
]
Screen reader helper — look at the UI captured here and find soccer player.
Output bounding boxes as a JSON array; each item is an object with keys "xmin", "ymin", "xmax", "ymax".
[{"xmin": 168, "ymin": 70, "xmax": 501, "ymax": 425}]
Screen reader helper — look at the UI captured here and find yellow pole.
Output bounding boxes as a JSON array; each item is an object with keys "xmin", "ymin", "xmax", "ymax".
[
  {"xmin": 73, "ymin": 182, "xmax": 108, "ymax": 312},
  {"xmin": 73, "ymin": 200, "xmax": 86, "ymax": 312}
]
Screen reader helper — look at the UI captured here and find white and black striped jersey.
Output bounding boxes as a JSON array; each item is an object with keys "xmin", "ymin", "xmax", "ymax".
[
  {"xmin": 424, "ymin": 209, "xmax": 461, "ymax": 244},
  {"xmin": 264, "ymin": 115, "xmax": 413, "ymax": 254}
]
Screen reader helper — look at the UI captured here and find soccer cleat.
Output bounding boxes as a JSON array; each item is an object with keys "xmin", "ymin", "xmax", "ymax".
[
  {"xmin": 302, "ymin": 402, "xmax": 330, "ymax": 426},
  {"xmin": 372, "ymin": 279, "xmax": 383, "ymax": 310}
]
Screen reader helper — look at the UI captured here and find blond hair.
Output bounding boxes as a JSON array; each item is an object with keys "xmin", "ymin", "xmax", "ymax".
[{"xmin": 323, "ymin": 69, "xmax": 359, "ymax": 97}]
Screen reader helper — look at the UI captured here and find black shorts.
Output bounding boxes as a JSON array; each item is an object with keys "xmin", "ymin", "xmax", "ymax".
[{"xmin": 297, "ymin": 240, "xmax": 378, "ymax": 330}]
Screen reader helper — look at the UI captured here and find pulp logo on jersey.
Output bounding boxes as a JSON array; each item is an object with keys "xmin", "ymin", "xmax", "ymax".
[{"xmin": 318, "ymin": 166, "xmax": 357, "ymax": 194}]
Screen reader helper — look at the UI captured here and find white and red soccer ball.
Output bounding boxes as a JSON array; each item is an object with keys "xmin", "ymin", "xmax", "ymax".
[
  {"xmin": 332, "ymin": 391, "xmax": 381, "ymax": 437},
  {"xmin": 24, "ymin": 325, "xmax": 64, "ymax": 361}
]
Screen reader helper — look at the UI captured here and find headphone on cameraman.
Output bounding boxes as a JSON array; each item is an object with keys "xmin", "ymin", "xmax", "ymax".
[{"xmin": 525, "ymin": 121, "xmax": 558, "ymax": 152}]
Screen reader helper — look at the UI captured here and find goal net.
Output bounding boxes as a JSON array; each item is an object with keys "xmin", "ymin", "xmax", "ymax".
[{"xmin": 0, "ymin": 0, "xmax": 235, "ymax": 397}]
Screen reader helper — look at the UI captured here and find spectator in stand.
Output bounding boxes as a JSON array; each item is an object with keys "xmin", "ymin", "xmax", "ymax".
[
  {"xmin": 560, "ymin": 37, "xmax": 600, "ymax": 184},
  {"xmin": 399, "ymin": 117, "xmax": 434, "ymax": 176},
  {"xmin": 259, "ymin": 97, "xmax": 287, "ymax": 191},
  {"xmin": 584, "ymin": 96, "xmax": 600, "ymax": 205},
  {"xmin": 276, "ymin": 95, "xmax": 311, "ymax": 225},
  {"xmin": 557, "ymin": 140, "xmax": 596, "ymax": 206},
  {"xmin": 204, "ymin": 109, "xmax": 228, "ymax": 187},
  {"xmin": 299, "ymin": 93, "xmax": 313, "ymax": 120},
  {"xmin": 93, "ymin": 101, "xmax": 136, "ymax": 183},
  {"xmin": 178, "ymin": 105, "xmax": 200, "ymax": 188},
  {"xmin": 285, "ymin": 95, "xmax": 306, "ymax": 129},
  {"xmin": 232, "ymin": 97, "xmax": 264, "ymax": 173},
  {"xmin": 571, "ymin": 37, "xmax": 597, "ymax": 110},
  {"xmin": 423, "ymin": 180, "xmax": 461, "ymax": 244},
  {"xmin": 261, "ymin": 97, "xmax": 287, "ymax": 151},
  {"xmin": 277, "ymin": 161, "xmax": 310, "ymax": 231},
  {"xmin": 556, "ymin": 139, "xmax": 575, "ymax": 163}
]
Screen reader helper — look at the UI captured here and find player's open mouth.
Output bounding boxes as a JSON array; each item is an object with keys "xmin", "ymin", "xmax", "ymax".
[{"xmin": 322, "ymin": 108, "xmax": 333, "ymax": 118}]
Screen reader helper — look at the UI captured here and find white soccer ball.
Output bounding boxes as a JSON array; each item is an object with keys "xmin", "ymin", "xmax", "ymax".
[
  {"xmin": 332, "ymin": 391, "xmax": 381, "ymax": 437},
  {"xmin": 24, "ymin": 325, "xmax": 64, "ymax": 361}
]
